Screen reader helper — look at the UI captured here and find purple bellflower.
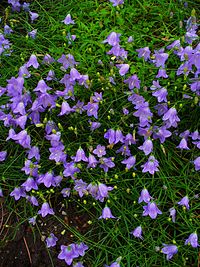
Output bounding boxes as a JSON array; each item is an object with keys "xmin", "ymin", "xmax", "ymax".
[
  {"xmin": 102, "ymin": 32, "xmax": 121, "ymax": 46},
  {"xmin": 62, "ymin": 14, "xmax": 75, "ymax": 25},
  {"xmin": 131, "ymin": 226, "xmax": 143, "ymax": 239},
  {"xmin": 109, "ymin": 0, "xmax": 124, "ymax": 6},
  {"xmin": 116, "ymin": 64, "xmax": 129, "ymax": 76},
  {"xmin": 46, "ymin": 233, "xmax": 58, "ymax": 248},
  {"xmin": 99, "ymin": 207, "xmax": 116, "ymax": 219},
  {"xmin": 121, "ymin": 156, "xmax": 136, "ymax": 169},
  {"xmin": 138, "ymin": 188, "xmax": 153, "ymax": 203},
  {"xmin": 185, "ymin": 232, "xmax": 199, "ymax": 248},
  {"xmin": 105, "ymin": 257, "xmax": 122, "ymax": 267},
  {"xmin": 161, "ymin": 244, "xmax": 178, "ymax": 260},
  {"xmin": 29, "ymin": 11, "xmax": 39, "ymax": 23},
  {"xmin": 194, "ymin": 157, "xmax": 200, "ymax": 171},
  {"xmin": 10, "ymin": 187, "xmax": 26, "ymax": 200},
  {"xmin": 124, "ymin": 74, "xmax": 140, "ymax": 90},
  {"xmin": 162, "ymin": 107, "xmax": 180, "ymax": 128},
  {"xmin": 0, "ymin": 151, "xmax": 7, "ymax": 161},
  {"xmin": 138, "ymin": 139, "xmax": 153, "ymax": 155},
  {"xmin": 93, "ymin": 145, "xmax": 106, "ymax": 157},
  {"xmin": 74, "ymin": 147, "xmax": 88, "ymax": 162},
  {"xmin": 177, "ymin": 196, "xmax": 190, "ymax": 210},
  {"xmin": 38, "ymin": 202, "xmax": 55, "ymax": 217},
  {"xmin": 169, "ymin": 207, "xmax": 176, "ymax": 223},
  {"xmin": 141, "ymin": 155, "xmax": 159, "ymax": 175},
  {"xmin": 136, "ymin": 47, "xmax": 151, "ymax": 61},
  {"xmin": 58, "ymin": 244, "xmax": 79, "ymax": 265},
  {"xmin": 142, "ymin": 202, "xmax": 162, "ymax": 219},
  {"xmin": 26, "ymin": 54, "xmax": 39, "ymax": 69}
]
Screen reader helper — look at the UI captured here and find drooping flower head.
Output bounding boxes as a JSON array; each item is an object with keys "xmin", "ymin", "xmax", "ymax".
[
  {"xmin": 177, "ymin": 195, "xmax": 190, "ymax": 210},
  {"xmin": 142, "ymin": 202, "xmax": 162, "ymax": 219},
  {"xmin": 161, "ymin": 244, "xmax": 178, "ymax": 260},
  {"xmin": 62, "ymin": 14, "xmax": 75, "ymax": 25},
  {"xmin": 138, "ymin": 188, "xmax": 153, "ymax": 203},
  {"xmin": 185, "ymin": 232, "xmax": 199, "ymax": 248},
  {"xmin": 131, "ymin": 226, "xmax": 143, "ymax": 239},
  {"xmin": 99, "ymin": 206, "xmax": 116, "ymax": 219}
]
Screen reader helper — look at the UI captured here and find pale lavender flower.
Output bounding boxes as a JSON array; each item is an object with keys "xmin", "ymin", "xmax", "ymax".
[
  {"xmin": 74, "ymin": 179, "xmax": 88, "ymax": 197},
  {"xmin": 28, "ymin": 216, "xmax": 37, "ymax": 225},
  {"xmin": 142, "ymin": 202, "xmax": 162, "ymax": 219},
  {"xmin": 59, "ymin": 101, "xmax": 73, "ymax": 115},
  {"xmin": 99, "ymin": 157, "xmax": 115, "ymax": 172},
  {"xmin": 138, "ymin": 188, "xmax": 153, "ymax": 203},
  {"xmin": 138, "ymin": 139, "xmax": 153, "ymax": 155},
  {"xmin": 153, "ymin": 49, "xmax": 169, "ymax": 68},
  {"xmin": 102, "ymin": 32, "xmax": 121, "ymax": 46},
  {"xmin": 4, "ymin": 25, "xmax": 13, "ymax": 35},
  {"xmin": 22, "ymin": 2, "xmax": 30, "ymax": 11},
  {"xmin": 104, "ymin": 129, "xmax": 115, "ymax": 144},
  {"xmin": 109, "ymin": 0, "xmax": 124, "ymax": 6},
  {"xmin": 0, "ymin": 188, "xmax": 3, "ymax": 197},
  {"xmin": 74, "ymin": 147, "xmax": 88, "ymax": 162},
  {"xmin": 57, "ymin": 54, "xmax": 79, "ymax": 69},
  {"xmin": 92, "ymin": 92, "xmax": 103, "ymax": 103},
  {"xmin": 156, "ymin": 68, "xmax": 168, "ymax": 78},
  {"xmin": 26, "ymin": 54, "xmax": 39, "ymax": 69},
  {"xmin": 177, "ymin": 138, "xmax": 189, "ymax": 150},
  {"xmin": 46, "ymin": 233, "xmax": 58, "ymax": 248},
  {"xmin": 0, "ymin": 151, "xmax": 7, "ymax": 161},
  {"xmin": 153, "ymin": 126, "xmax": 171, "ymax": 143},
  {"xmin": 99, "ymin": 207, "xmax": 116, "ymax": 219},
  {"xmin": 124, "ymin": 74, "xmax": 140, "ymax": 89},
  {"xmin": 169, "ymin": 207, "xmax": 176, "ymax": 223},
  {"xmin": 21, "ymin": 177, "xmax": 38, "ymax": 192},
  {"xmin": 131, "ymin": 226, "xmax": 143, "ymax": 239},
  {"xmin": 121, "ymin": 156, "xmax": 136, "ymax": 169},
  {"xmin": 194, "ymin": 157, "xmax": 200, "ymax": 171},
  {"xmin": 10, "ymin": 187, "xmax": 26, "ymax": 200},
  {"xmin": 116, "ymin": 64, "xmax": 129, "ymax": 76},
  {"xmin": 162, "ymin": 107, "xmax": 180, "ymax": 128},
  {"xmin": 177, "ymin": 196, "xmax": 190, "ymax": 210},
  {"xmin": 105, "ymin": 257, "xmax": 122, "ymax": 267},
  {"xmin": 42, "ymin": 54, "xmax": 55, "ymax": 64},
  {"xmin": 93, "ymin": 145, "xmax": 106, "ymax": 157},
  {"xmin": 58, "ymin": 244, "xmax": 79, "ymax": 265},
  {"xmin": 185, "ymin": 232, "xmax": 199, "ymax": 248},
  {"xmin": 28, "ymin": 29, "xmax": 37, "ymax": 39},
  {"xmin": 61, "ymin": 188, "xmax": 71, "ymax": 197},
  {"xmin": 127, "ymin": 36, "xmax": 133, "ymax": 43},
  {"xmin": 46, "ymin": 70, "xmax": 55, "ymax": 81},
  {"xmin": 29, "ymin": 11, "xmax": 39, "ymax": 23},
  {"xmin": 136, "ymin": 47, "xmax": 151, "ymax": 61},
  {"xmin": 27, "ymin": 146, "xmax": 40, "ymax": 161},
  {"xmin": 122, "ymin": 107, "xmax": 129, "ymax": 115},
  {"xmin": 152, "ymin": 88, "xmax": 168, "ymax": 102},
  {"xmin": 18, "ymin": 65, "xmax": 31, "ymax": 78},
  {"xmin": 26, "ymin": 196, "xmax": 39, "ymax": 206},
  {"xmin": 70, "ymin": 68, "xmax": 81, "ymax": 81},
  {"xmin": 62, "ymin": 14, "xmax": 75, "ymax": 25},
  {"xmin": 84, "ymin": 102, "xmax": 99, "ymax": 119},
  {"xmin": 97, "ymin": 183, "xmax": 113, "ymax": 202},
  {"xmin": 87, "ymin": 154, "xmax": 98, "ymax": 168},
  {"xmin": 38, "ymin": 202, "xmax": 55, "ymax": 217},
  {"xmin": 75, "ymin": 242, "xmax": 88, "ymax": 256},
  {"xmin": 161, "ymin": 244, "xmax": 178, "ymax": 260},
  {"xmin": 89, "ymin": 121, "xmax": 101, "ymax": 131}
]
